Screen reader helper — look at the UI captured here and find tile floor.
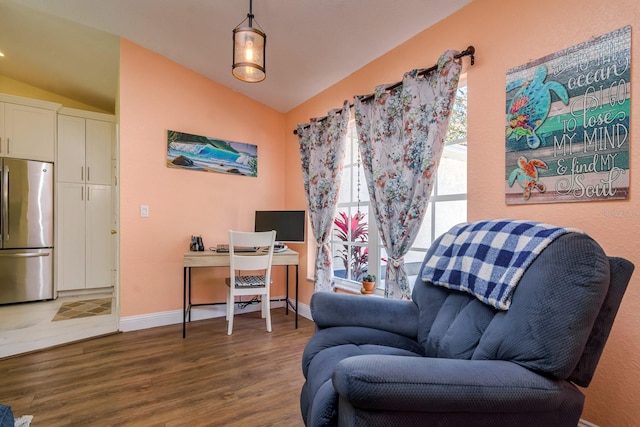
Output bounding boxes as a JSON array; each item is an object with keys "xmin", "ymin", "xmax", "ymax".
[{"xmin": 0, "ymin": 293, "xmax": 119, "ymax": 359}]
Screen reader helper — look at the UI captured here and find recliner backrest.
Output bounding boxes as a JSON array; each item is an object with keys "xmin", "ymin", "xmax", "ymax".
[
  {"xmin": 413, "ymin": 232, "xmax": 630, "ymax": 382},
  {"xmin": 413, "ymin": 233, "xmax": 496, "ymax": 359},
  {"xmin": 567, "ymin": 255, "xmax": 633, "ymax": 386}
]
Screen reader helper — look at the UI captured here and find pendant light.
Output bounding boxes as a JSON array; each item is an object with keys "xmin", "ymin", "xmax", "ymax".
[{"xmin": 232, "ymin": 0, "xmax": 266, "ymax": 83}]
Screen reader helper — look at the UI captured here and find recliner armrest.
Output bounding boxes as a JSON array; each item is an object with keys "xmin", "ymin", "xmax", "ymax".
[
  {"xmin": 333, "ymin": 355, "xmax": 583, "ymax": 413},
  {"xmin": 311, "ymin": 292, "xmax": 419, "ymax": 338}
]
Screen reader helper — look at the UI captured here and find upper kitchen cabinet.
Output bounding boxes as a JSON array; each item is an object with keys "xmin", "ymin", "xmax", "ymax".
[
  {"xmin": 0, "ymin": 94, "xmax": 61, "ymax": 162},
  {"xmin": 57, "ymin": 108, "xmax": 115, "ymax": 185}
]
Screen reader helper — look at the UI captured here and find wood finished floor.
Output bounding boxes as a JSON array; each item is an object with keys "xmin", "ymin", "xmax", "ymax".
[{"xmin": 0, "ymin": 308, "xmax": 315, "ymax": 426}]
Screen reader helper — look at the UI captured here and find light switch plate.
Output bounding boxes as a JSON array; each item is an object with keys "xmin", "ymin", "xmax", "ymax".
[{"xmin": 140, "ymin": 205, "xmax": 149, "ymax": 217}]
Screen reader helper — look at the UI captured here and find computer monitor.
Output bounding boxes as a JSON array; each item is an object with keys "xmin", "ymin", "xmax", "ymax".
[{"xmin": 254, "ymin": 210, "xmax": 306, "ymax": 243}]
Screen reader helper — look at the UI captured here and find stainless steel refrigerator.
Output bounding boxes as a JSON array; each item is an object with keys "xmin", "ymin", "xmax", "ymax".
[{"xmin": 0, "ymin": 158, "xmax": 54, "ymax": 304}]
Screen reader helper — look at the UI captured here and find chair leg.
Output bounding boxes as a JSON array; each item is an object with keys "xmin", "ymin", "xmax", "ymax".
[
  {"xmin": 227, "ymin": 291, "xmax": 235, "ymax": 335},
  {"xmin": 264, "ymin": 296, "xmax": 272, "ymax": 332}
]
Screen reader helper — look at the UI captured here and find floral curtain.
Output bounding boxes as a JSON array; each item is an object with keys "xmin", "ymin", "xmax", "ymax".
[
  {"xmin": 354, "ymin": 50, "xmax": 462, "ymax": 299},
  {"xmin": 298, "ymin": 101, "xmax": 350, "ymax": 292}
]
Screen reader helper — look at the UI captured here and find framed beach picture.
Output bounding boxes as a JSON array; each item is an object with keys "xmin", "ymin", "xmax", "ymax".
[{"xmin": 167, "ymin": 130, "xmax": 258, "ymax": 177}]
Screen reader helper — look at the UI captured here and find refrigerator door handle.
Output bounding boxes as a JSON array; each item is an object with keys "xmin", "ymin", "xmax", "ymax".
[
  {"xmin": 0, "ymin": 252, "xmax": 50, "ymax": 258},
  {"xmin": 3, "ymin": 167, "xmax": 8, "ymax": 241},
  {"xmin": 1, "ymin": 166, "xmax": 6, "ymax": 242}
]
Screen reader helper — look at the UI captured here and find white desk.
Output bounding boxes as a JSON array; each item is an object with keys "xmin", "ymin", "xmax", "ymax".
[{"xmin": 183, "ymin": 249, "xmax": 299, "ymax": 338}]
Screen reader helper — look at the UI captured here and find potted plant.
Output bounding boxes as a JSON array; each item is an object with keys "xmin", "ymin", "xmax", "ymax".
[{"xmin": 361, "ymin": 274, "xmax": 376, "ymax": 295}]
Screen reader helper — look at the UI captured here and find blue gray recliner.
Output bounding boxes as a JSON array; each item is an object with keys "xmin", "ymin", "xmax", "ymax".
[{"xmin": 300, "ymin": 221, "xmax": 634, "ymax": 426}]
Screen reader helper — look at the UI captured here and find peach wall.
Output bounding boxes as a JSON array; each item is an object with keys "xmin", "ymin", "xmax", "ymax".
[
  {"xmin": 284, "ymin": 0, "xmax": 639, "ymax": 424},
  {"xmin": 119, "ymin": 39, "xmax": 287, "ymax": 318}
]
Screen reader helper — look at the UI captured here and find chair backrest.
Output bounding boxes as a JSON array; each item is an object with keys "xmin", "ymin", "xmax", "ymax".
[
  {"xmin": 412, "ymin": 231, "xmax": 633, "ymax": 385},
  {"xmin": 228, "ymin": 230, "xmax": 276, "ymax": 281}
]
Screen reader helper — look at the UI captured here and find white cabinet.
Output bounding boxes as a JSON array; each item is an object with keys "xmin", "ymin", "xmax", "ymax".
[
  {"xmin": 57, "ymin": 183, "xmax": 112, "ymax": 291},
  {"xmin": 56, "ymin": 108, "xmax": 115, "ymax": 292},
  {"xmin": 0, "ymin": 94, "xmax": 60, "ymax": 162},
  {"xmin": 57, "ymin": 184, "xmax": 85, "ymax": 291},
  {"xmin": 57, "ymin": 114, "xmax": 113, "ymax": 185},
  {"xmin": 85, "ymin": 185, "xmax": 112, "ymax": 289}
]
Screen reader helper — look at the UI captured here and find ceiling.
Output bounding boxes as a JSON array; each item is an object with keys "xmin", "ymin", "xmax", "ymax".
[{"xmin": 0, "ymin": 0, "xmax": 471, "ymax": 113}]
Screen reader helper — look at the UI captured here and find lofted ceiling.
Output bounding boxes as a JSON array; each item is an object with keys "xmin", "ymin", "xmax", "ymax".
[{"xmin": 0, "ymin": 0, "xmax": 471, "ymax": 114}]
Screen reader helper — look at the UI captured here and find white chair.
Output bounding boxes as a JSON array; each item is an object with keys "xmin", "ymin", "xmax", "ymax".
[{"xmin": 225, "ymin": 230, "xmax": 277, "ymax": 335}]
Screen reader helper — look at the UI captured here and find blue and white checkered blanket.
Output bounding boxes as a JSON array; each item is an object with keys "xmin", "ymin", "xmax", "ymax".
[{"xmin": 421, "ymin": 219, "xmax": 580, "ymax": 310}]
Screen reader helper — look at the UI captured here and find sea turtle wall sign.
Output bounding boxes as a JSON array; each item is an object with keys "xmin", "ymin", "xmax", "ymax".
[
  {"xmin": 167, "ymin": 130, "xmax": 258, "ymax": 177},
  {"xmin": 505, "ymin": 26, "xmax": 630, "ymax": 205}
]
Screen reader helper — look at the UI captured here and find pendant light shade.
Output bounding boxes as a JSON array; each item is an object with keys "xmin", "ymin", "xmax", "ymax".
[{"xmin": 232, "ymin": 0, "xmax": 266, "ymax": 83}]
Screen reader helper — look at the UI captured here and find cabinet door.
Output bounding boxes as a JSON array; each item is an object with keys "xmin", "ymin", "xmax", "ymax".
[
  {"xmin": 4, "ymin": 103, "xmax": 55, "ymax": 161},
  {"xmin": 86, "ymin": 185, "xmax": 112, "ymax": 289},
  {"xmin": 0, "ymin": 103, "xmax": 5, "ymax": 155},
  {"xmin": 57, "ymin": 183, "xmax": 86, "ymax": 291},
  {"xmin": 57, "ymin": 115, "xmax": 86, "ymax": 183},
  {"xmin": 85, "ymin": 120, "xmax": 113, "ymax": 185}
]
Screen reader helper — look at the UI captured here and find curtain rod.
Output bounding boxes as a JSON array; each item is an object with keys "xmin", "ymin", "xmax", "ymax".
[{"xmin": 293, "ymin": 45, "xmax": 475, "ymax": 135}]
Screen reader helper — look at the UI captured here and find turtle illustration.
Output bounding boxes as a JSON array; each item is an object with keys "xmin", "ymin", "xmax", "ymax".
[
  {"xmin": 508, "ymin": 156, "xmax": 548, "ymax": 200},
  {"xmin": 506, "ymin": 65, "xmax": 569, "ymax": 149}
]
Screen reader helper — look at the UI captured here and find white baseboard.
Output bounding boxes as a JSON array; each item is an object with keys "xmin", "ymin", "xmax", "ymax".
[
  {"xmin": 120, "ymin": 297, "xmax": 311, "ymax": 332},
  {"xmin": 292, "ymin": 299, "xmax": 312, "ymax": 320},
  {"xmin": 578, "ymin": 419, "xmax": 599, "ymax": 427}
]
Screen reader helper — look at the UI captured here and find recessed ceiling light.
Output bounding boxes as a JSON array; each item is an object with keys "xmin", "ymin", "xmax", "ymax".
[{"xmin": 0, "ymin": 52, "xmax": 5, "ymax": 57}]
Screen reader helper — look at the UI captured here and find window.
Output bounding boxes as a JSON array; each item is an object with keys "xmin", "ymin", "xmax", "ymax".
[
  {"xmin": 332, "ymin": 85, "xmax": 467, "ymax": 291},
  {"xmin": 332, "ymin": 125, "xmax": 379, "ymax": 284}
]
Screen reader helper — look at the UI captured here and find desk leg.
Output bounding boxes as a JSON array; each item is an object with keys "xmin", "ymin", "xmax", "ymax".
[
  {"xmin": 188, "ymin": 267, "xmax": 192, "ymax": 322},
  {"xmin": 283, "ymin": 264, "xmax": 298, "ymax": 328},
  {"xmin": 285, "ymin": 266, "xmax": 290, "ymax": 316},
  {"xmin": 183, "ymin": 266, "xmax": 187, "ymax": 338}
]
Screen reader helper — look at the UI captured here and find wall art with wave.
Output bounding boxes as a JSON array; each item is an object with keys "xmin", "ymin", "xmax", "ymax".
[{"xmin": 167, "ymin": 130, "xmax": 258, "ymax": 177}]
